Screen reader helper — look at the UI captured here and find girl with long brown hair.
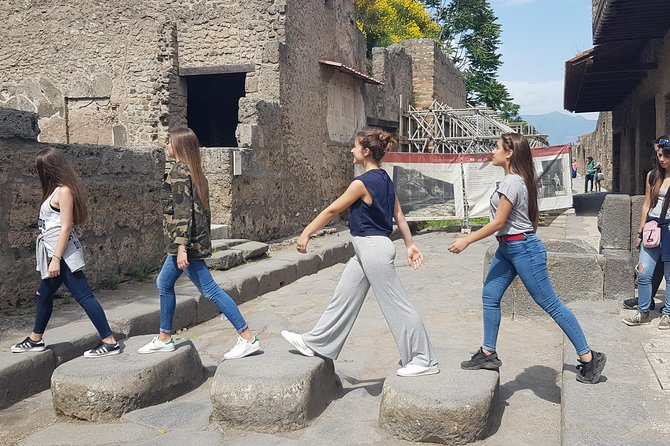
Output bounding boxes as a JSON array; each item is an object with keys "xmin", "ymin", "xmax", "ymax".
[
  {"xmin": 138, "ymin": 128, "xmax": 260, "ymax": 359},
  {"xmin": 623, "ymin": 135, "xmax": 670, "ymax": 329},
  {"xmin": 448, "ymin": 133, "xmax": 606, "ymax": 384},
  {"xmin": 10, "ymin": 148, "xmax": 120, "ymax": 358}
]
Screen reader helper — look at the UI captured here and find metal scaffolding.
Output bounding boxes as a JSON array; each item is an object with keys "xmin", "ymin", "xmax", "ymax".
[{"xmin": 399, "ymin": 100, "xmax": 549, "ymax": 153}]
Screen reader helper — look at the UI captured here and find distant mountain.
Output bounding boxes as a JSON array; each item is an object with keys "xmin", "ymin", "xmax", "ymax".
[{"xmin": 522, "ymin": 112, "xmax": 597, "ymax": 145}]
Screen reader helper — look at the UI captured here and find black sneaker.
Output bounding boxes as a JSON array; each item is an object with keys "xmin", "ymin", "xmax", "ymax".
[
  {"xmin": 460, "ymin": 348, "xmax": 502, "ymax": 370},
  {"xmin": 11, "ymin": 336, "xmax": 46, "ymax": 353},
  {"xmin": 576, "ymin": 351, "xmax": 607, "ymax": 384},
  {"xmin": 83, "ymin": 341, "xmax": 121, "ymax": 358},
  {"xmin": 623, "ymin": 297, "xmax": 655, "ymax": 310}
]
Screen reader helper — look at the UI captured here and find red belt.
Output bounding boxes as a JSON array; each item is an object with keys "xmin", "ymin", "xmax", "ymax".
[{"xmin": 496, "ymin": 232, "xmax": 534, "ymax": 242}]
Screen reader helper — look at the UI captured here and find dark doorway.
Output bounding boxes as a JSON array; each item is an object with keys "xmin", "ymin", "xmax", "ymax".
[{"xmin": 186, "ymin": 73, "xmax": 246, "ymax": 147}]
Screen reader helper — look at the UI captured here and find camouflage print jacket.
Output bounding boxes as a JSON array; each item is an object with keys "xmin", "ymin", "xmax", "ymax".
[{"xmin": 161, "ymin": 161, "xmax": 212, "ymax": 258}]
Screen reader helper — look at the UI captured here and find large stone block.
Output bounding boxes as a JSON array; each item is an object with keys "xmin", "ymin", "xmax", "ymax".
[
  {"xmin": 210, "ymin": 338, "xmax": 338, "ymax": 433},
  {"xmin": 602, "ymin": 249, "xmax": 635, "ymax": 301},
  {"xmin": 231, "ymin": 241, "xmax": 269, "ymax": 260},
  {"xmin": 598, "ymin": 194, "xmax": 631, "ymax": 250},
  {"xmin": 630, "ymin": 194, "xmax": 645, "ymax": 262},
  {"xmin": 51, "ymin": 336, "xmax": 204, "ymax": 421},
  {"xmin": 205, "ymin": 250, "xmax": 244, "ymax": 270},
  {"xmin": 0, "ymin": 351, "xmax": 55, "ymax": 410},
  {"xmin": 107, "ymin": 296, "xmax": 197, "ymax": 337},
  {"xmin": 484, "ymin": 243, "xmax": 605, "ymax": 317},
  {"xmin": 242, "ymin": 259, "xmax": 299, "ymax": 296},
  {"xmin": 379, "ymin": 351, "xmax": 499, "ymax": 445}
]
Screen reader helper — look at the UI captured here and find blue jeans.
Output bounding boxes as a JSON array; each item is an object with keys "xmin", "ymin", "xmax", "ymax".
[
  {"xmin": 482, "ymin": 234, "xmax": 590, "ymax": 356},
  {"xmin": 33, "ymin": 259, "xmax": 113, "ymax": 339},
  {"xmin": 637, "ymin": 245, "xmax": 670, "ymax": 315},
  {"xmin": 156, "ymin": 256, "xmax": 248, "ymax": 334}
]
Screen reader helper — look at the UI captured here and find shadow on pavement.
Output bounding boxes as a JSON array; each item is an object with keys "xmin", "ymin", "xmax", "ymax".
[{"xmin": 486, "ymin": 365, "xmax": 560, "ymax": 437}]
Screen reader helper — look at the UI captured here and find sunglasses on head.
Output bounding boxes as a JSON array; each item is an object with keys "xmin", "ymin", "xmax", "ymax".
[{"xmin": 658, "ymin": 139, "xmax": 670, "ymax": 147}]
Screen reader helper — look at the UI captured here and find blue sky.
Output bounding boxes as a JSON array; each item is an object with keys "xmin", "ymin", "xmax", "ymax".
[{"xmin": 490, "ymin": 0, "xmax": 597, "ymax": 119}]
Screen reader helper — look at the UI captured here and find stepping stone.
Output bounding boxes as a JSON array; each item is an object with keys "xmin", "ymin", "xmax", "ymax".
[
  {"xmin": 211, "ymin": 238, "xmax": 248, "ymax": 251},
  {"xmin": 205, "ymin": 249, "xmax": 244, "ymax": 270},
  {"xmin": 210, "ymin": 338, "xmax": 338, "ymax": 433},
  {"xmin": 379, "ymin": 349, "xmax": 499, "ymax": 445},
  {"xmin": 230, "ymin": 241, "xmax": 269, "ymax": 260},
  {"xmin": 51, "ymin": 335, "xmax": 205, "ymax": 421}
]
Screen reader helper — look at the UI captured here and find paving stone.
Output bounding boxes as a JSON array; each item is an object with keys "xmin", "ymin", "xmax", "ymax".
[
  {"xmin": 51, "ymin": 336, "xmax": 204, "ymax": 421},
  {"xmin": 17, "ymin": 422, "xmax": 159, "ymax": 446},
  {"xmin": 0, "ymin": 351, "xmax": 55, "ymax": 410},
  {"xmin": 602, "ymin": 248, "xmax": 635, "ymax": 302},
  {"xmin": 122, "ymin": 400, "xmax": 212, "ymax": 431},
  {"xmin": 134, "ymin": 430, "xmax": 224, "ymax": 446},
  {"xmin": 204, "ymin": 250, "xmax": 244, "ymax": 270},
  {"xmin": 210, "ymin": 338, "xmax": 338, "ymax": 433},
  {"xmin": 561, "ymin": 301, "xmax": 669, "ymax": 445},
  {"xmin": 230, "ymin": 240, "xmax": 269, "ymax": 260},
  {"xmin": 107, "ymin": 296, "xmax": 197, "ymax": 337},
  {"xmin": 379, "ymin": 349, "xmax": 499, "ymax": 445},
  {"xmin": 211, "ymin": 238, "xmax": 247, "ymax": 251},
  {"xmin": 598, "ymin": 194, "xmax": 631, "ymax": 250}
]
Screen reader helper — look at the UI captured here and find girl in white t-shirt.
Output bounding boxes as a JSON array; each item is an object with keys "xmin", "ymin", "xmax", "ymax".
[{"xmin": 448, "ymin": 133, "xmax": 606, "ymax": 385}]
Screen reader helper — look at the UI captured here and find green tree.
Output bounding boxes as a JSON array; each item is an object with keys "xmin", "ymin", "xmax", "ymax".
[
  {"xmin": 422, "ymin": 0, "xmax": 520, "ymax": 114},
  {"xmin": 355, "ymin": 0, "xmax": 440, "ymax": 57}
]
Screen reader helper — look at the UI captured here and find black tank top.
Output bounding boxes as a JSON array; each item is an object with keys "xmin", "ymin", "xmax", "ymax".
[{"xmin": 349, "ymin": 169, "xmax": 395, "ymax": 237}]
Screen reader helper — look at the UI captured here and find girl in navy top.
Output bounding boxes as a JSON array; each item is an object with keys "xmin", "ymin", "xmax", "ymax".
[{"xmin": 281, "ymin": 128, "xmax": 438, "ymax": 377}]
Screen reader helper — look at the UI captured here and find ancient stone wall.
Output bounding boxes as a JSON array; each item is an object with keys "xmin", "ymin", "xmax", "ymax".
[
  {"xmin": 364, "ymin": 44, "xmax": 414, "ymax": 123},
  {"xmin": 0, "ymin": 109, "xmax": 164, "ymax": 311},
  {"xmin": 396, "ymin": 39, "xmax": 467, "ymax": 109},
  {"xmin": 0, "ymin": 0, "xmax": 286, "ymax": 148},
  {"xmin": 574, "ymin": 112, "xmax": 613, "ymax": 190},
  {"xmin": 222, "ymin": 0, "xmax": 366, "ymax": 240}
]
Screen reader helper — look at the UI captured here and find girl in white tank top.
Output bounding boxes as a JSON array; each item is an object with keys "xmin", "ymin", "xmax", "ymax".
[{"xmin": 10, "ymin": 148, "xmax": 120, "ymax": 358}]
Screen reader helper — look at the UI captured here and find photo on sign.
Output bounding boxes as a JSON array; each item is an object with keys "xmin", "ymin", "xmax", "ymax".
[
  {"xmin": 392, "ymin": 165, "xmax": 456, "ymax": 218},
  {"xmin": 538, "ymin": 159, "xmax": 566, "ymax": 198}
]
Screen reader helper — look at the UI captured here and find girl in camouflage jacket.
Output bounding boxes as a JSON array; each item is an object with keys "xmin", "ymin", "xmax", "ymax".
[{"xmin": 138, "ymin": 128, "xmax": 260, "ymax": 359}]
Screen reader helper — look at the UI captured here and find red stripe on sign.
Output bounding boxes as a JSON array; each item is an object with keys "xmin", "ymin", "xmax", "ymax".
[{"xmin": 384, "ymin": 145, "xmax": 569, "ymax": 164}]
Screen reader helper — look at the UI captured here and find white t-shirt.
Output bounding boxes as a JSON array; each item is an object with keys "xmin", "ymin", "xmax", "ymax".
[{"xmin": 490, "ymin": 173, "xmax": 535, "ymax": 236}]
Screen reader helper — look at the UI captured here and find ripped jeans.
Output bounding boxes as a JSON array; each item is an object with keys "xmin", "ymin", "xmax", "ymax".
[{"xmin": 637, "ymin": 244, "xmax": 670, "ymax": 315}]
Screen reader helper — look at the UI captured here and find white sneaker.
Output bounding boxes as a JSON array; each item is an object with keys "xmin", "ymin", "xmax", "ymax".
[
  {"xmin": 396, "ymin": 363, "xmax": 440, "ymax": 377},
  {"xmin": 280, "ymin": 330, "xmax": 315, "ymax": 357},
  {"xmin": 224, "ymin": 336, "xmax": 261, "ymax": 360},
  {"xmin": 137, "ymin": 336, "xmax": 176, "ymax": 354}
]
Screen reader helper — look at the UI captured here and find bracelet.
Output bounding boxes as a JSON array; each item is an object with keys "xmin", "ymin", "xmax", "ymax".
[{"xmin": 52, "ymin": 255, "xmax": 62, "ymax": 260}]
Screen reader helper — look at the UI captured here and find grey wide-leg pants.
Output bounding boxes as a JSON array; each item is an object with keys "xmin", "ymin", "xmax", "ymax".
[{"xmin": 302, "ymin": 236, "xmax": 438, "ymax": 367}]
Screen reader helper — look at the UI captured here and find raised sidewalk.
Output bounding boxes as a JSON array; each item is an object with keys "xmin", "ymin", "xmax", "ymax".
[{"xmin": 0, "ymin": 230, "xmax": 353, "ymax": 410}]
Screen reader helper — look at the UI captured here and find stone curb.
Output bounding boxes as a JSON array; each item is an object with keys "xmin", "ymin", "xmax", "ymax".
[{"xmin": 0, "ymin": 233, "xmax": 353, "ymax": 410}]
